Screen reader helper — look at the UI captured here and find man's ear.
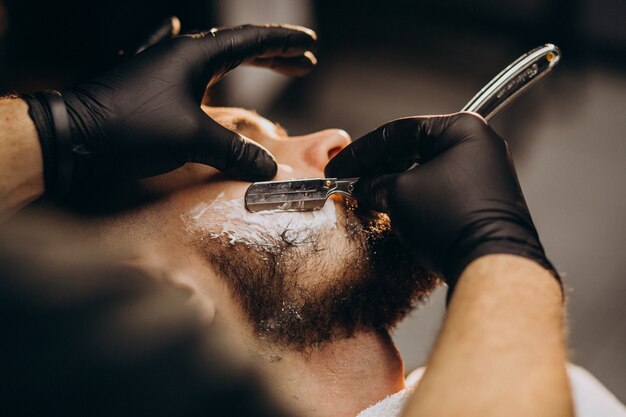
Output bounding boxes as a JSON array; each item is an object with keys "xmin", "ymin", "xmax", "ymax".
[
  {"xmin": 118, "ymin": 261, "xmax": 217, "ymax": 325},
  {"xmin": 157, "ymin": 270, "xmax": 217, "ymax": 325}
]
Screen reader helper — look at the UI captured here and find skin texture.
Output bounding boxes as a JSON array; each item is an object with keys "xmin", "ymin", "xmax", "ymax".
[
  {"xmin": 403, "ymin": 255, "xmax": 572, "ymax": 417},
  {"xmin": 0, "ymin": 98, "xmax": 44, "ymax": 218}
]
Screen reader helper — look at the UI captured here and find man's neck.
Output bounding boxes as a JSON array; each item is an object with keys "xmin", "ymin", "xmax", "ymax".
[
  {"xmin": 117, "ymin": 244, "xmax": 408, "ymax": 417},
  {"xmin": 257, "ymin": 330, "xmax": 406, "ymax": 417}
]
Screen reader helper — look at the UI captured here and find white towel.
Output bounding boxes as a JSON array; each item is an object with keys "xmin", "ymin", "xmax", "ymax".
[
  {"xmin": 356, "ymin": 364, "xmax": 626, "ymax": 417},
  {"xmin": 355, "ymin": 368, "xmax": 423, "ymax": 417}
]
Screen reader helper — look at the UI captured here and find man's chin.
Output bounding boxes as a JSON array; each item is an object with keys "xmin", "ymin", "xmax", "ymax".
[{"xmin": 189, "ymin": 190, "xmax": 439, "ymax": 351}]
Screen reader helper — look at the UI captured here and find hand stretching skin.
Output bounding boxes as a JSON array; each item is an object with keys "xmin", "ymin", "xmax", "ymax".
[{"xmin": 22, "ymin": 24, "xmax": 317, "ymax": 197}]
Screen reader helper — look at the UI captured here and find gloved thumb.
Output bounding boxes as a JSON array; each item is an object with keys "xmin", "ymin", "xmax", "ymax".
[
  {"xmin": 352, "ymin": 172, "xmax": 400, "ymax": 213},
  {"xmin": 188, "ymin": 116, "xmax": 277, "ymax": 181}
]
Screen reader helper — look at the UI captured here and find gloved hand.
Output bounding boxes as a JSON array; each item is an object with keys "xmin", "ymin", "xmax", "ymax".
[
  {"xmin": 325, "ymin": 112, "xmax": 558, "ymax": 293},
  {"xmin": 25, "ymin": 24, "xmax": 317, "ymax": 195}
]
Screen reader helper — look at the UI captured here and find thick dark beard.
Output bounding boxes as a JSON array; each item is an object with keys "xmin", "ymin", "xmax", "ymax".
[{"xmin": 190, "ymin": 200, "xmax": 440, "ymax": 351}]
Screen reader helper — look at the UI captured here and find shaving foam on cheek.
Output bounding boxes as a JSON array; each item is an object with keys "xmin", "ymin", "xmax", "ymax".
[{"xmin": 186, "ymin": 192, "xmax": 337, "ymax": 246}]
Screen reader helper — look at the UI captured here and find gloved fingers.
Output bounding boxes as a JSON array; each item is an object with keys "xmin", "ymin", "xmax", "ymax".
[
  {"xmin": 325, "ymin": 118, "xmax": 422, "ymax": 178},
  {"xmin": 247, "ymin": 51, "xmax": 318, "ymax": 77},
  {"xmin": 352, "ymin": 173, "xmax": 399, "ymax": 213},
  {"xmin": 134, "ymin": 16, "xmax": 182, "ymax": 55},
  {"xmin": 180, "ymin": 24, "xmax": 316, "ymax": 96},
  {"xmin": 209, "ymin": 24, "xmax": 317, "ymax": 61},
  {"xmin": 324, "ymin": 113, "xmax": 467, "ymax": 178},
  {"xmin": 189, "ymin": 115, "xmax": 278, "ymax": 181}
]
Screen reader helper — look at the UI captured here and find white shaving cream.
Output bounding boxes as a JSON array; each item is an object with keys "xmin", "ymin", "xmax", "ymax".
[{"xmin": 186, "ymin": 192, "xmax": 337, "ymax": 246}]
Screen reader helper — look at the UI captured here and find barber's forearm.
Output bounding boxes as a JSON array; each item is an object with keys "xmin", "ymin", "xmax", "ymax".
[
  {"xmin": 0, "ymin": 98, "xmax": 44, "ymax": 218},
  {"xmin": 402, "ymin": 255, "xmax": 572, "ymax": 417}
]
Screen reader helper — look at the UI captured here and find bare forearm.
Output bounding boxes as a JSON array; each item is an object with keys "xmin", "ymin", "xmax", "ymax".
[
  {"xmin": 403, "ymin": 255, "xmax": 572, "ymax": 417},
  {"xmin": 0, "ymin": 98, "xmax": 44, "ymax": 217}
]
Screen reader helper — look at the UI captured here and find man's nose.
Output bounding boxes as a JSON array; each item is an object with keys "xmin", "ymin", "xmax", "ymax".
[{"xmin": 301, "ymin": 129, "xmax": 352, "ymax": 172}]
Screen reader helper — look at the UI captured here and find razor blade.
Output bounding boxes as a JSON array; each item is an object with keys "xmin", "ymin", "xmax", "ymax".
[
  {"xmin": 245, "ymin": 44, "xmax": 561, "ymax": 212},
  {"xmin": 245, "ymin": 178, "xmax": 359, "ymax": 212}
]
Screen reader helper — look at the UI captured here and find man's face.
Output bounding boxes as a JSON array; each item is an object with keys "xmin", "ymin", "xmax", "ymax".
[{"xmin": 127, "ymin": 107, "xmax": 439, "ymax": 350}]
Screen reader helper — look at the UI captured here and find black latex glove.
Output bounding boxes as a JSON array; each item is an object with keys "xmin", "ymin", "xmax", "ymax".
[
  {"xmin": 25, "ymin": 24, "xmax": 317, "ymax": 195},
  {"xmin": 325, "ymin": 112, "xmax": 558, "ymax": 293}
]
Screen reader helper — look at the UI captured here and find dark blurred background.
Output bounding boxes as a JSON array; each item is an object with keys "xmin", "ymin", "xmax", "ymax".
[{"xmin": 1, "ymin": 0, "xmax": 624, "ymax": 402}]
